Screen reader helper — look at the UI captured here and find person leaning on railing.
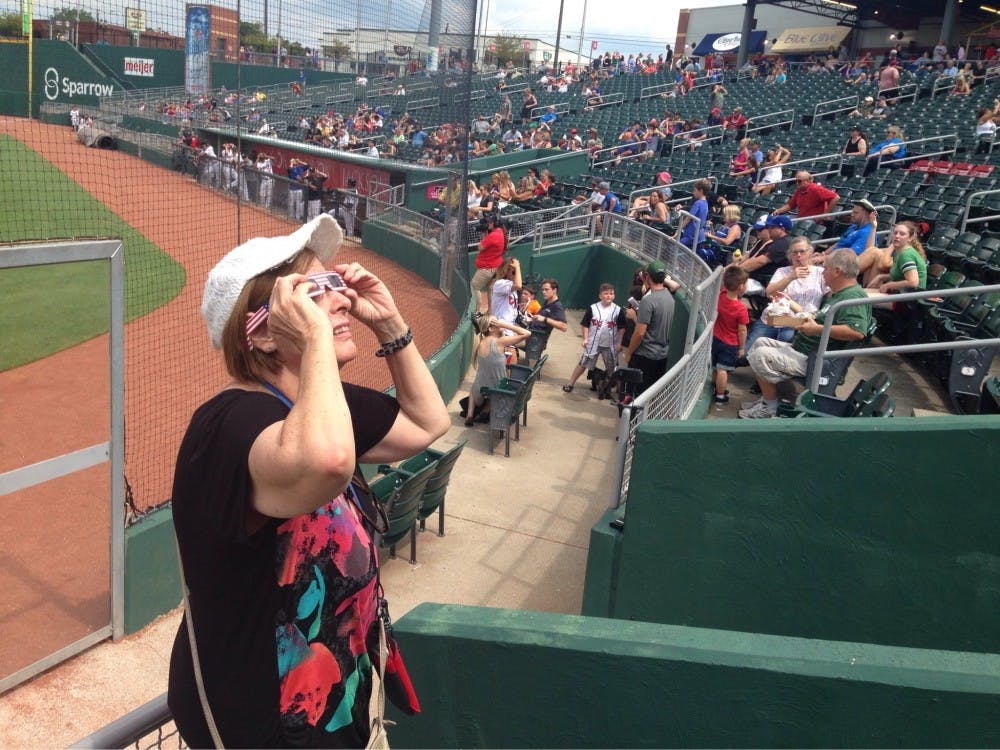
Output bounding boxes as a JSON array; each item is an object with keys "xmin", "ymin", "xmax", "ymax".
[{"xmin": 862, "ymin": 124, "xmax": 906, "ymax": 177}]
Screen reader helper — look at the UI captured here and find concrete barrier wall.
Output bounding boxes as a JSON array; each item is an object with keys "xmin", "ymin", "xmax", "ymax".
[
  {"xmin": 388, "ymin": 602, "xmax": 1000, "ymax": 748},
  {"xmin": 587, "ymin": 416, "xmax": 1000, "ymax": 654}
]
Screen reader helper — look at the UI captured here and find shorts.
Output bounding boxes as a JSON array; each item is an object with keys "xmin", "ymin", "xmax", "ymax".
[
  {"xmin": 579, "ymin": 346, "xmax": 618, "ymax": 372},
  {"xmin": 747, "ymin": 337, "xmax": 808, "ymax": 384},
  {"xmin": 711, "ymin": 337, "xmax": 739, "ymax": 371},
  {"xmin": 471, "ymin": 266, "xmax": 497, "ymax": 292}
]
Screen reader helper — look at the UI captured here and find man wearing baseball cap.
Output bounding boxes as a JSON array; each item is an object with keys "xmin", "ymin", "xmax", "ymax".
[
  {"xmin": 735, "ymin": 214, "xmax": 792, "ymax": 287},
  {"xmin": 623, "ymin": 260, "xmax": 678, "ymax": 394},
  {"xmin": 818, "ymin": 199, "xmax": 877, "ymax": 262}
]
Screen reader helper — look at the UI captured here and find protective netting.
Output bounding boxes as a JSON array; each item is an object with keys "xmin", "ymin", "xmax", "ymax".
[{"xmin": 0, "ymin": 0, "xmax": 476, "ymax": 516}]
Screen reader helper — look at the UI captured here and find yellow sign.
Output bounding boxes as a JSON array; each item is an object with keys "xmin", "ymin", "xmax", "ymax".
[
  {"xmin": 770, "ymin": 26, "xmax": 850, "ymax": 53},
  {"xmin": 125, "ymin": 7, "xmax": 147, "ymax": 33}
]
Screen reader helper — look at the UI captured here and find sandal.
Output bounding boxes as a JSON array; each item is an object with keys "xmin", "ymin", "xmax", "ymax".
[
  {"xmin": 464, "ymin": 417, "xmax": 475, "ymax": 427},
  {"xmin": 562, "ymin": 384, "xmax": 574, "ymax": 392}
]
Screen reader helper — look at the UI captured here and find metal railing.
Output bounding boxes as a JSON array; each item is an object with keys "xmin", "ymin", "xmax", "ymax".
[
  {"xmin": 639, "ymin": 81, "xmax": 674, "ymax": 99},
  {"xmin": 464, "ymin": 201, "xmax": 588, "ymax": 247},
  {"xmin": 365, "ymin": 197, "xmax": 444, "ymax": 252},
  {"xmin": 875, "ymin": 133, "xmax": 958, "ymax": 171},
  {"xmin": 529, "ymin": 101, "xmax": 571, "ymax": 120},
  {"xmin": 745, "ymin": 108, "xmax": 796, "ymax": 137},
  {"xmin": 812, "ymin": 94, "xmax": 859, "ymax": 121},
  {"xmin": 931, "ymin": 75, "xmax": 957, "ymax": 98},
  {"xmin": 670, "ymin": 123, "xmax": 724, "ymax": 152},
  {"xmin": 589, "ymin": 215, "xmax": 722, "ymax": 507},
  {"xmin": 960, "ymin": 187, "xmax": 1000, "ymax": 233},
  {"xmin": 407, "ymin": 96, "xmax": 440, "ymax": 111},
  {"xmin": 582, "ymin": 91, "xmax": 625, "ymax": 110},
  {"xmin": 878, "ymin": 82, "xmax": 919, "ymax": 104},
  {"xmin": 626, "ymin": 176, "xmax": 718, "ymax": 210},
  {"xmin": 752, "ymin": 152, "xmax": 844, "ymax": 190},
  {"xmin": 808, "ymin": 284, "xmax": 1000, "ymax": 393},
  {"xmin": 739, "ymin": 203, "xmax": 898, "ymax": 256},
  {"xmin": 70, "ymin": 694, "xmax": 180, "ymax": 749},
  {"xmin": 591, "ymin": 140, "xmax": 649, "ymax": 167}
]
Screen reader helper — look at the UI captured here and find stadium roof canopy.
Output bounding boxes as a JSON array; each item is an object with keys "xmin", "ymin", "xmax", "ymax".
[{"xmin": 750, "ymin": 0, "xmax": 998, "ymax": 30}]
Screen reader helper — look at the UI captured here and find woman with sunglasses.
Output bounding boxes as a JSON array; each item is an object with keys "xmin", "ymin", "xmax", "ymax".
[{"xmin": 168, "ymin": 214, "xmax": 449, "ymax": 748}]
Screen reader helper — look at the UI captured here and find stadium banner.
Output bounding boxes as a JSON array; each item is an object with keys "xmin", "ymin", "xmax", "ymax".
[
  {"xmin": 770, "ymin": 25, "xmax": 850, "ymax": 53},
  {"xmin": 124, "ymin": 57, "xmax": 155, "ymax": 77},
  {"xmin": 692, "ymin": 31, "xmax": 767, "ymax": 57},
  {"xmin": 184, "ymin": 5, "xmax": 211, "ymax": 96},
  {"xmin": 125, "ymin": 7, "xmax": 147, "ymax": 32}
]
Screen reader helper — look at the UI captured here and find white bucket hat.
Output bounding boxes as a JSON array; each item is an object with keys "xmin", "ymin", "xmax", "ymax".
[{"xmin": 201, "ymin": 214, "xmax": 343, "ymax": 348}]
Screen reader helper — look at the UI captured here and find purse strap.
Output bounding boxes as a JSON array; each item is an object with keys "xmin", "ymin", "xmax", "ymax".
[{"xmin": 174, "ymin": 535, "xmax": 226, "ymax": 749}]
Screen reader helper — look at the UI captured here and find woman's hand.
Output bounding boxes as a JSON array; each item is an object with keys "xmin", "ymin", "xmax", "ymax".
[
  {"xmin": 333, "ymin": 262, "xmax": 406, "ymax": 339},
  {"xmin": 263, "ymin": 273, "xmax": 334, "ymax": 352}
]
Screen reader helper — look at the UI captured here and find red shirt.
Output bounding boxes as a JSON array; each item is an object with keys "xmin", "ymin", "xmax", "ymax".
[
  {"xmin": 788, "ymin": 182, "xmax": 839, "ymax": 219},
  {"xmin": 476, "ymin": 227, "xmax": 506, "ymax": 269},
  {"xmin": 713, "ymin": 291, "xmax": 749, "ymax": 346}
]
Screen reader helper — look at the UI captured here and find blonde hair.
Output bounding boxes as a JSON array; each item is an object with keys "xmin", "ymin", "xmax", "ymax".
[
  {"xmin": 887, "ymin": 124, "xmax": 903, "ymax": 138},
  {"xmin": 722, "ymin": 204, "xmax": 740, "ymax": 223}
]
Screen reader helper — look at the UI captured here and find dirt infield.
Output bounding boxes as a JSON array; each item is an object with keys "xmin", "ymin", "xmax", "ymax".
[{"xmin": 0, "ymin": 117, "xmax": 458, "ymax": 680}]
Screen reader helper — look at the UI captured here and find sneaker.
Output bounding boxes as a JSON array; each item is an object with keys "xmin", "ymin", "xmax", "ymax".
[
  {"xmin": 713, "ymin": 392, "xmax": 729, "ymax": 404},
  {"xmin": 740, "ymin": 396, "xmax": 764, "ymax": 410},
  {"xmin": 738, "ymin": 401, "xmax": 775, "ymax": 419}
]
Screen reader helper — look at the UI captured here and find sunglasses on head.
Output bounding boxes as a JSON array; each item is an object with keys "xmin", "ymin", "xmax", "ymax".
[{"xmin": 245, "ymin": 271, "xmax": 347, "ymax": 349}]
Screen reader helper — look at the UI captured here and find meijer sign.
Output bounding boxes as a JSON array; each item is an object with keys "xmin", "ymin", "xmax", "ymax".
[{"xmin": 124, "ymin": 57, "xmax": 155, "ymax": 77}]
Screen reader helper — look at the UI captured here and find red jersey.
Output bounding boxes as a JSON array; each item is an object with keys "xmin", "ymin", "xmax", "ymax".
[
  {"xmin": 788, "ymin": 182, "xmax": 839, "ymax": 219},
  {"xmin": 713, "ymin": 290, "xmax": 749, "ymax": 346}
]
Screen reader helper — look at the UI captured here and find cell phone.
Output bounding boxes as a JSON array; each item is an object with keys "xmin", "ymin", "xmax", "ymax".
[{"xmin": 627, "ymin": 296, "xmax": 640, "ymax": 310}]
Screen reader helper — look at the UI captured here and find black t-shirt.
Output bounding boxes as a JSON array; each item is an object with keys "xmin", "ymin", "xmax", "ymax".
[
  {"xmin": 528, "ymin": 298, "xmax": 567, "ymax": 335},
  {"xmin": 168, "ymin": 384, "xmax": 399, "ymax": 748},
  {"xmin": 750, "ymin": 235, "xmax": 791, "ymax": 285}
]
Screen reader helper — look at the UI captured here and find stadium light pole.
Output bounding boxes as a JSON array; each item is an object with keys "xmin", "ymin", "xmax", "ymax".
[
  {"xmin": 575, "ymin": 0, "xmax": 589, "ymax": 67},
  {"xmin": 553, "ymin": 0, "xmax": 565, "ymax": 71}
]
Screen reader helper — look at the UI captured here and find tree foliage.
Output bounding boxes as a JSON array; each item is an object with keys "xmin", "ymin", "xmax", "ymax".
[
  {"xmin": 322, "ymin": 40, "xmax": 351, "ymax": 60},
  {"xmin": 52, "ymin": 7, "xmax": 96, "ymax": 22},
  {"xmin": 0, "ymin": 12, "xmax": 23, "ymax": 37},
  {"xmin": 493, "ymin": 33, "xmax": 528, "ymax": 67},
  {"xmin": 239, "ymin": 20, "xmax": 307, "ymax": 56}
]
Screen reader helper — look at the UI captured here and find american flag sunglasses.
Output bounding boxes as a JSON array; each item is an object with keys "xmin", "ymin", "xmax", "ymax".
[{"xmin": 245, "ymin": 271, "xmax": 348, "ymax": 349}]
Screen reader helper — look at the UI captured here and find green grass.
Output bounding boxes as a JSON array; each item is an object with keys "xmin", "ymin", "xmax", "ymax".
[{"xmin": 0, "ymin": 133, "xmax": 186, "ymax": 370}]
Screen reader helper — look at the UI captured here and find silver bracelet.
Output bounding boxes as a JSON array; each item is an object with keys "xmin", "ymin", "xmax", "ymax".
[{"xmin": 374, "ymin": 327, "xmax": 413, "ymax": 358}]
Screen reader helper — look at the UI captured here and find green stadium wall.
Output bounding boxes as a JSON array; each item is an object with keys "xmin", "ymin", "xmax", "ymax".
[
  {"xmin": 583, "ymin": 416, "xmax": 1000, "ymax": 655},
  {"xmin": 387, "ymin": 603, "xmax": 1000, "ymax": 748}
]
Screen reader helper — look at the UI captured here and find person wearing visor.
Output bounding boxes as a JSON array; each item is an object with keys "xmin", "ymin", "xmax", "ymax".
[{"xmin": 168, "ymin": 214, "xmax": 449, "ymax": 748}]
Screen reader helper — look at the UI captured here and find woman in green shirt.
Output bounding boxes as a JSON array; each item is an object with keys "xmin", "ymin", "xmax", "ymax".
[{"xmin": 860, "ymin": 218, "xmax": 927, "ymax": 293}]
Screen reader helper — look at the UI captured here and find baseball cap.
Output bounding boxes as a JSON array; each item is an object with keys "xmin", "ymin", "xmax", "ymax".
[
  {"xmin": 752, "ymin": 213, "xmax": 770, "ymax": 231},
  {"xmin": 201, "ymin": 214, "xmax": 343, "ymax": 349},
  {"xmin": 853, "ymin": 198, "xmax": 876, "ymax": 212},
  {"xmin": 657, "ymin": 171, "xmax": 672, "ymax": 184},
  {"xmin": 864, "ymin": 95, "xmax": 874, "ymax": 103},
  {"xmin": 765, "ymin": 214, "xmax": 793, "ymax": 232},
  {"xmin": 645, "ymin": 259, "xmax": 667, "ymax": 275},
  {"xmin": 570, "ymin": 128, "xmax": 577, "ymax": 133}
]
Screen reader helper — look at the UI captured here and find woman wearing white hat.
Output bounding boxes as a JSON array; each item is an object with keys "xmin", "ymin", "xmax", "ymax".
[{"xmin": 168, "ymin": 214, "xmax": 449, "ymax": 748}]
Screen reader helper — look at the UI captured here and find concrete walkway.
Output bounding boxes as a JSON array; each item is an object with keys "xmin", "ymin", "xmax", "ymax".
[{"xmin": 0, "ymin": 311, "xmax": 621, "ymax": 748}]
